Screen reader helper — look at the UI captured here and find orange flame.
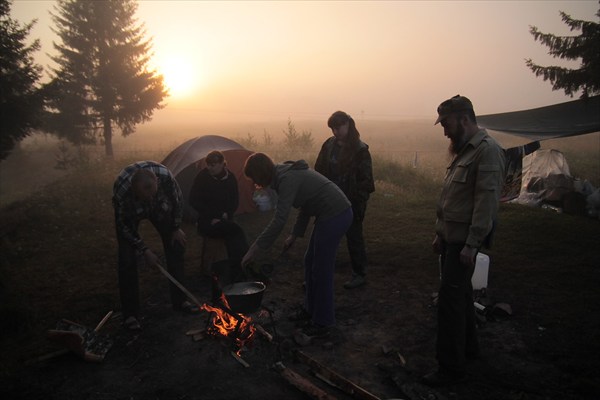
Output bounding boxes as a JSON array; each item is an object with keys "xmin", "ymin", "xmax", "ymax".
[{"xmin": 200, "ymin": 294, "xmax": 256, "ymax": 355}]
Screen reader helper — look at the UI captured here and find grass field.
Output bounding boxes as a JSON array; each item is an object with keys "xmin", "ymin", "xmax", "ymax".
[{"xmin": 0, "ymin": 121, "xmax": 599, "ymax": 399}]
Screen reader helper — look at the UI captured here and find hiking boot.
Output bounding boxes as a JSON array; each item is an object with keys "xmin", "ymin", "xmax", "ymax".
[
  {"xmin": 343, "ymin": 275, "xmax": 366, "ymax": 289},
  {"xmin": 421, "ymin": 370, "xmax": 467, "ymax": 387},
  {"xmin": 288, "ymin": 308, "xmax": 310, "ymax": 322},
  {"xmin": 124, "ymin": 316, "xmax": 141, "ymax": 331}
]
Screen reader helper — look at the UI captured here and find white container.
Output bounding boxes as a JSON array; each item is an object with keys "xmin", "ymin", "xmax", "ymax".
[
  {"xmin": 471, "ymin": 253, "xmax": 490, "ymax": 290},
  {"xmin": 253, "ymin": 190, "xmax": 273, "ymax": 212}
]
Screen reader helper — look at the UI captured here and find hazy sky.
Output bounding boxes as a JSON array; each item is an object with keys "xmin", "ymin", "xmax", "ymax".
[{"xmin": 10, "ymin": 0, "xmax": 600, "ymax": 122}]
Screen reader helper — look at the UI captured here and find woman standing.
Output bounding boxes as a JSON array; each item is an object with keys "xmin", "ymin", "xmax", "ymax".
[
  {"xmin": 242, "ymin": 153, "xmax": 352, "ymax": 336},
  {"xmin": 315, "ymin": 111, "xmax": 375, "ymax": 289}
]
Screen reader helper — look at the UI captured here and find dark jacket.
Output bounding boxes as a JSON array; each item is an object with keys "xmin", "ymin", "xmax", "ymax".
[
  {"xmin": 315, "ymin": 137, "xmax": 375, "ymax": 206},
  {"xmin": 189, "ymin": 168, "xmax": 239, "ymax": 233},
  {"xmin": 112, "ymin": 161, "xmax": 183, "ymax": 252}
]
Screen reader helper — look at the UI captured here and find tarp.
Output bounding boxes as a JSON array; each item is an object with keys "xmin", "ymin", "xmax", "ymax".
[
  {"xmin": 161, "ymin": 135, "xmax": 257, "ymax": 221},
  {"xmin": 512, "ymin": 149, "xmax": 573, "ymax": 206},
  {"xmin": 478, "ymin": 95, "xmax": 600, "ymax": 140}
]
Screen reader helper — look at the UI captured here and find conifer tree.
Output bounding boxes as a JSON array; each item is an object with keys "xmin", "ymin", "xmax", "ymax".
[
  {"xmin": 0, "ymin": 0, "xmax": 43, "ymax": 160},
  {"xmin": 526, "ymin": 5, "xmax": 600, "ymax": 98},
  {"xmin": 46, "ymin": 0, "xmax": 167, "ymax": 157}
]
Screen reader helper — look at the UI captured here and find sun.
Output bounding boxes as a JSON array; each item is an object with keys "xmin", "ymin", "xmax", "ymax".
[{"xmin": 159, "ymin": 56, "xmax": 198, "ymax": 98}]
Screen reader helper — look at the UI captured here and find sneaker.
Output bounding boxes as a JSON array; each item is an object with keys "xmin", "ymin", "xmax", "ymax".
[
  {"xmin": 421, "ymin": 370, "xmax": 467, "ymax": 387},
  {"xmin": 343, "ymin": 275, "xmax": 366, "ymax": 289},
  {"xmin": 302, "ymin": 323, "xmax": 330, "ymax": 338},
  {"xmin": 288, "ymin": 308, "xmax": 310, "ymax": 322},
  {"xmin": 124, "ymin": 316, "xmax": 141, "ymax": 331}
]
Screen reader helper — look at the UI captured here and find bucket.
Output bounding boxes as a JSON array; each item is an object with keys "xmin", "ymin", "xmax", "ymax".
[{"xmin": 471, "ymin": 253, "xmax": 489, "ymax": 290}]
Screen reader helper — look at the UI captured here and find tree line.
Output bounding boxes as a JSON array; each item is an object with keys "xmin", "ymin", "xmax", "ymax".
[
  {"xmin": 1, "ymin": 0, "xmax": 599, "ymax": 161},
  {"xmin": 1, "ymin": 0, "xmax": 166, "ymax": 160}
]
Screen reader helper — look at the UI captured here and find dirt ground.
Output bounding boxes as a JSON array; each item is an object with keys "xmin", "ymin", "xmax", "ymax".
[{"xmin": 1, "ymin": 186, "xmax": 599, "ymax": 400}]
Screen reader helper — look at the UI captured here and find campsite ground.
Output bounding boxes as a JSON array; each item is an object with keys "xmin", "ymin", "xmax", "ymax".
[{"xmin": 0, "ymin": 126, "xmax": 599, "ymax": 400}]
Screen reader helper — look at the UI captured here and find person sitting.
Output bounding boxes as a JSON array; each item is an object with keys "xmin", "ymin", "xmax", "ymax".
[{"xmin": 189, "ymin": 151, "xmax": 249, "ymax": 270}]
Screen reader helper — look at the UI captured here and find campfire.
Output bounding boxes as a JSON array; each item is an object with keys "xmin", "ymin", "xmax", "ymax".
[{"xmin": 200, "ymin": 293, "xmax": 256, "ymax": 356}]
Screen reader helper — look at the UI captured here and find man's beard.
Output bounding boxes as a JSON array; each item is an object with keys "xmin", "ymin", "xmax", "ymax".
[{"xmin": 448, "ymin": 124, "xmax": 467, "ymax": 155}]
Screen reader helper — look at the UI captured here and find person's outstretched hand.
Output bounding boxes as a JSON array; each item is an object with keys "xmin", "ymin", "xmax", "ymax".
[
  {"xmin": 144, "ymin": 248, "xmax": 160, "ymax": 268},
  {"xmin": 171, "ymin": 228, "xmax": 187, "ymax": 247}
]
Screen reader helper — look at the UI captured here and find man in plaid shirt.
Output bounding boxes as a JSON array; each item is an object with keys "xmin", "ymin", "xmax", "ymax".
[{"xmin": 112, "ymin": 161, "xmax": 191, "ymax": 330}]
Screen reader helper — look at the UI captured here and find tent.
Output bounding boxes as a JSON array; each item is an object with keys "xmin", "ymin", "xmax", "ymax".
[
  {"xmin": 161, "ymin": 135, "xmax": 257, "ymax": 221},
  {"xmin": 478, "ymin": 97, "xmax": 600, "ymax": 216}
]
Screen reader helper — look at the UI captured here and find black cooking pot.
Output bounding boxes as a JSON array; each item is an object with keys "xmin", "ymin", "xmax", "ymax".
[{"xmin": 221, "ymin": 281, "xmax": 266, "ymax": 314}]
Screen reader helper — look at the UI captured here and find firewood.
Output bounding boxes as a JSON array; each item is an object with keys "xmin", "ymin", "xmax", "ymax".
[
  {"xmin": 94, "ymin": 311, "xmax": 113, "ymax": 332},
  {"xmin": 186, "ymin": 328, "xmax": 204, "ymax": 336},
  {"xmin": 275, "ymin": 362, "xmax": 337, "ymax": 400},
  {"xmin": 192, "ymin": 333, "xmax": 205, "ymax": 342},
  {"xmin": 254, "ymin": 324, "xmax": 273, "ymax": 342},
  {"xmin": 397, "ymin": 352, "xmax": 406, "ymax": 367},
  {"xmin": 230, "ymin": 351, "xmax": 250, "ymax": 368},
  {"xmin": 295, "ymin": 350, "xmax": 381, "ymax": 400}
]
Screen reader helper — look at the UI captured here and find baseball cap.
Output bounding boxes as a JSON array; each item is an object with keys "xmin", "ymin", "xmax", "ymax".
[{"xmin": 434, "ymin": 95, "xmax": 474, "ymax": 125}]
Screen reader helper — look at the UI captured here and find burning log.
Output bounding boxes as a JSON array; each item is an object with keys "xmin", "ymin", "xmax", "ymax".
[
  {"xmin": 200, "ymin": 293, "xmax": 256, "ymax": 355},
  {"xmin": 275, "ymin": 362, "xmax": 337, "ymax": 400},
  {"xmin": 295, "ymin": 350, "xmax": 381, "ymax": 400}
]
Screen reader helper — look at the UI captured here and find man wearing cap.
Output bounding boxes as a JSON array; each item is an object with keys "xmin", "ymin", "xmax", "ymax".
[{"xmin": 423, "ymin": 95, "xmax": 506, "ymax": 386}]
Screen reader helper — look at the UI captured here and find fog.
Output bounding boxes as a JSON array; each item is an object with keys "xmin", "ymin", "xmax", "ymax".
[
  {"xmin": 3, "ymin": 1, "xmax": 599, "ymax": 205},
  {"xmin": 11, "ymin": 1, "xmax": 599, "ymax": 120}
]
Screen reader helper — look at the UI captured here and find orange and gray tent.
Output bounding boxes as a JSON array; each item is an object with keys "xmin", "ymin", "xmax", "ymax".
[{"xmin": 161, "ymin": 135, "xmax": 256, "ymax": 221}]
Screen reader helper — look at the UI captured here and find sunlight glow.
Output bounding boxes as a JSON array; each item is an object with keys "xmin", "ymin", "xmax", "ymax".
[{"xmin": 159, "ymin": 56, "xmax": 198, "ymax": 98}]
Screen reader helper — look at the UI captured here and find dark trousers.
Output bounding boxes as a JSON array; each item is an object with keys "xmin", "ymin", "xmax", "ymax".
[
  {"xmin": 304, "ymin": 208, "xmax": 353, "ymax": 327},
  {"xmin": 198, "ymin": 220, "xmax": 249, "ymax": 264},
  {"xmin": 346, "ymin": 202, "xmax": 368, "ymax": 277},
  {"xmin": 117, "ymin": 221, "xmax": 186, "ymax": 319},
  {"xmin": 436, "ymin": 242, "xmax": 479, "ymax": 376}
]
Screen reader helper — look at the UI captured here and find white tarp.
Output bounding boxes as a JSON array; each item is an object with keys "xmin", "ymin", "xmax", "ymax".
[{"xmin": 513, "ymin": 149, "xmax": 573, "ymax": 206}]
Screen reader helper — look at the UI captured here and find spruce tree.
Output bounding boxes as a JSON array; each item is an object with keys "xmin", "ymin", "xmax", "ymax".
[
  {"xmin": 46, "ymin": 0, "xmax": 167, "ymax": 157},
  {"xmin": 0, "ymin": 0, "xmax": 43, "ymax": 160},
  {"xmin": 525, "ymin": 5, "xmax": 600, "ymax": 98}
]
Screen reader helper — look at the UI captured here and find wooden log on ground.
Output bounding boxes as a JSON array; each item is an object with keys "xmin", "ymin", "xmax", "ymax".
[
  {"xmin": 230, "ymin": 351, "xmax": 250, "ymax": 368},
  {"xmin": 254, "ymin": 324, "xmax": 273, "ymax": 342},
  {"xmin": 295, "ymin": 350, "xmax": 381, "ymax": 400},
  {"xmin": 275, "ymin": 362, "xmax": 337, "ymax": 400}
]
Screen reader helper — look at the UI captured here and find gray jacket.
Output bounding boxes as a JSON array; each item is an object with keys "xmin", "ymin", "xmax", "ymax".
[{"xmin": 255, "ymin": 160, "xmax": 351, "ymax": 250}]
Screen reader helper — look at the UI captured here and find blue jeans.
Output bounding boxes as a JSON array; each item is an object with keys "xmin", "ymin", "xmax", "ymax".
[{"xmin": 304, "ymin": 207, "xmax": 353, "ymax": 327}]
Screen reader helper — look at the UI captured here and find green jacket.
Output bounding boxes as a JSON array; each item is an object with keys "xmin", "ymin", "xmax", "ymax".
[
  {"xmin": 314, "ymin": 137, "xmax": 375, "ymax": 205},
  {"xmin": 436, "ymin": 129, "xmax": 506, "ymax": 248}
]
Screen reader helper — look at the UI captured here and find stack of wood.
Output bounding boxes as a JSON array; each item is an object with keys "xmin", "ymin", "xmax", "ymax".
[{"xmin": 46, "ymin": 311, "xmax": 114, "ymax": 362}]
